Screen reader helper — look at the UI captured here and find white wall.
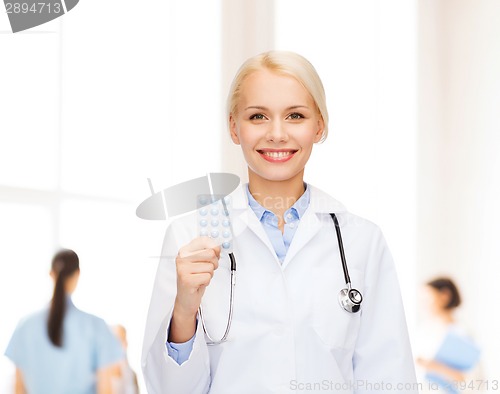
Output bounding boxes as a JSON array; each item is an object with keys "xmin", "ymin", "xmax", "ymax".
[
  {"xmin": 418, "ymin": 0, "xmax": 500, "ymax": 378},
  {"xmin": 220, "ymin": 0, "xmax": 276, "ymax": 180},
  {"xmin": 0, "ymin": 1, "xmax": 222, "ymax": 392},
  {"xmin": 274, "ymin": 0, "xmax": 418, "ymax": 330}
]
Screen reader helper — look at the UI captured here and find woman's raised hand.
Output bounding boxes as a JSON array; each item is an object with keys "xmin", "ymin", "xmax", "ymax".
[{"xmin": 169, "ymin": 237, "xmax": 220, "ymax": 343}]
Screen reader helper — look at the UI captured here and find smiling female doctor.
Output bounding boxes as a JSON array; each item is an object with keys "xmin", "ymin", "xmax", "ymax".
[{"xmin": 142, "ymin": 51, "xmax": 418, "ymax": 394}]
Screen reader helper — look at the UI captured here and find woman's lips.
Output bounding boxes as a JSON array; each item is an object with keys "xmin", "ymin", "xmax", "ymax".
[{"xmin": 257, "ymin": 149, "xmax": 297, "ymax": 163}]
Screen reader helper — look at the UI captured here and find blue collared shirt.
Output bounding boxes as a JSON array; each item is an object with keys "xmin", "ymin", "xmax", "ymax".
[
  {"xmin": 166, "ymin": 183, "xmax": 311, "ymax": 364},
  {"xmin": 245, "ymin": 182, "xmax": 310, "ymax": 263}
]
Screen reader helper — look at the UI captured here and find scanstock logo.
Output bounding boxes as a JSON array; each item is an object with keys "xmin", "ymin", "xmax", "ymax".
[{"xmin": 4, "ymin": 0, "xmax": 79, "ymax": 33}]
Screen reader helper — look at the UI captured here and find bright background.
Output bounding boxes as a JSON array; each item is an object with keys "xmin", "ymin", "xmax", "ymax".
[{"xmin": 1, "ymin": 0, "xmax": 499, "ymax": 392}]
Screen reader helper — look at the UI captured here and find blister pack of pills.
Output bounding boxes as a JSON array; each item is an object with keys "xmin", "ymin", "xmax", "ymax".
[{"xmin": 197, "ymin": 194, "xmax": 232, "ymax": 252}]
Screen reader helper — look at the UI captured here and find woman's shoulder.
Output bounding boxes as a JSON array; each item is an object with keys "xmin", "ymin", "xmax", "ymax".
[
  {"xmin": 6, "ymin": 308, "xmax": 49, "ymax": 353},
  {"xmin": 13, "ymin": 306, "xmax": 49, "ymax": 330},
  {"xmin": 307, "ymin": 183, "xmax": 383, "ymax": 233},
  {"xmin": 72, "ymin": 305, "xmax": 106, "ymax": 324},
  {"xmin": 67, "ymin": 302, "xmax": 112, "ymax": 333}
]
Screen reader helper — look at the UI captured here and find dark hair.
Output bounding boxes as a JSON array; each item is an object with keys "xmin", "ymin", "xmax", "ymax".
[
  {"xmin": 47, "ymin": 249, "xmax": 80, "ymax": 347},
  {"xmin": 427, "ymin": 277, "xmax": 461, "ymax": 310}
]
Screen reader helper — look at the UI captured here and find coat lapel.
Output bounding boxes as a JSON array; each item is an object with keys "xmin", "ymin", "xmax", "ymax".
[
  {"xmin": 281, "ymin": 207, "xmax": 322, "ymax": 269},
  {"xmin": 229, "ymin": 184, "xmax": 278, "ymax": 262},
  {"xmin": 228, "ymin": 183, "xmax": 348, "ymax": 269},
  {"xmin": 282, "ymin": 185, "xmax": 347, "ymax": 269}
]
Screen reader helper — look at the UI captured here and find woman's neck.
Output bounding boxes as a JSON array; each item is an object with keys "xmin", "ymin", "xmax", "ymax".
[
  {"xmin": 435, "ymin": 310, "xmax": 455, "ymax": 325},
  {"xmin": 248, "ymin": 169, "xmax": 305, "ymax": 215}
]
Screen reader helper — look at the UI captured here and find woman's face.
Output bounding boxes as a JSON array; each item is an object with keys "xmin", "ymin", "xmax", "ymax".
[
  {"xmin": 421, "ymin": 285, "xmax": 450, "ymax": 316},
  {"xmin": 229, "ymin": 69, "xmax": 324, "ymax": 184}
]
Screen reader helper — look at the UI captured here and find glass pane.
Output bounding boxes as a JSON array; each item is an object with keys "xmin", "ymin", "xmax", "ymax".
[
  {"xmin": 59, "ymin": 198, "xmax": 161, "ymax": 381},
  {"xmin": 275, "ymin": 0, "xmax": 379, "ymax": 210},
  {"xmin": 60, "ymin": 0, "xmax": 222, "ymax": 200},
  {"xmin": 0, "ymin": 34, "xmax": 59, "ymax": 190},
  {"xmin": 0, "ymin": 203, "xmax": 54, "ymax": 388},
  {"xmin": 275, "ymin": 0, "xmax": 417, "ymax": 320}
]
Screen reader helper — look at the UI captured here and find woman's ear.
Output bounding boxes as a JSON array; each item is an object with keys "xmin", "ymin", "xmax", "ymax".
[
  {"xmin": 229, "ymin": 114, "xmax": 240, "ymax": 145},
  {"xmin": 65, "ymin": 270, "xmax": 80, "ymax": 294},
  {"xmin": 313, "ymin": 117, "xmax": 325, "ymax": 143}
]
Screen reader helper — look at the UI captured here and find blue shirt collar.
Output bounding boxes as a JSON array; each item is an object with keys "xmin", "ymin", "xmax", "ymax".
[{"xmin": 245, "ymin": 183, "xmax": 310, "ymax": 222}]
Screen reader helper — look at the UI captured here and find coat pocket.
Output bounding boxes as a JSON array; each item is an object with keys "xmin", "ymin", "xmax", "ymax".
[{"xmin": 311, "ymin": 267, "xmax": 364, "ymax": 351}]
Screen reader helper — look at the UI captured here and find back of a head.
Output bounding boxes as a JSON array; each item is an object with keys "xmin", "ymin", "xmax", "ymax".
[
  {"xmin": 48, "ymin": 249, "xmax": 80, "ymax": 347},
  {"xmin": 227, "ymin": 50, "xmax": 329, "ymax": 142}
]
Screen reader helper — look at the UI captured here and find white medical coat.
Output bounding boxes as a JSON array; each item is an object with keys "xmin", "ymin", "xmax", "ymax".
[{"xmin": 142, "ymin": 184, "xmax": 418, "ymax": 394}]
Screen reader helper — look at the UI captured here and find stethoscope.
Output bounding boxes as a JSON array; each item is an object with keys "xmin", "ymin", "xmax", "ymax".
[{"xmin": 199, "ymin": 211, "xmax": 363, "ymax": 345}]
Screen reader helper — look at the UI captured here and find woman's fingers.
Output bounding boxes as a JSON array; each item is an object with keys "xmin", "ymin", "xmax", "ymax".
[
  {"xmin": 177, "ymin": 263, "xmax": 216, "ymax": 284},
  {"xmin": 177, "ymin": 249, "xmax": 219, "ymax": 270},
  {"xmin": 175, "ymin": 236, "xmax": 222, "ymax": 294},
  {"xmin": 179, "ymin": 236, "xmax": 221, "ymax": 259}
]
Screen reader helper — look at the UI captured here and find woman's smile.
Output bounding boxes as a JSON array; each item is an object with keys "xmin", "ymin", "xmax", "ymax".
[{"xmin": 257, "ymin": 148, "xmax": 298, "ymax": 163}]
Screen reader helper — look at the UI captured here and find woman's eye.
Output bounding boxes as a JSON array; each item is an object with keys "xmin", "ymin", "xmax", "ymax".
[
  {"xmin": 249, "ymin": 113, "xmax": 266, "ymax": 120},
  {"xmin": 288, "ymin": 112, "xmax": 304, "ymax": 120}
]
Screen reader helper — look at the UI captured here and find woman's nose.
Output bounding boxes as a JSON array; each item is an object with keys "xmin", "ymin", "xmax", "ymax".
[{"xmin": 265, "ymin": 120, "xmax": 289, "ymax": 142}]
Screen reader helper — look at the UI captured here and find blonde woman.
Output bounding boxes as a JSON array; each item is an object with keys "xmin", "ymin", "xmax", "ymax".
[{"xmin": 142, "ymin": 51, "xmax": 418, "ymax": 393}]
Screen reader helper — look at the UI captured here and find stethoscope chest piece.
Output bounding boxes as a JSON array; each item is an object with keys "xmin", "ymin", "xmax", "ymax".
[{"xmin": 338, "ymin": 287, "xmax": 362, "ymax": 313}]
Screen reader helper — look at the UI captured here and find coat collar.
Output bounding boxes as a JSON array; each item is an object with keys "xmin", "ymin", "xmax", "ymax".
[
  {"xmin": 228, "ymin": 183, "xmax": 347, "ymax": 268},
  {"xmin": 230, "ymin": 183, "xmax": 347, "ymax": 214}
]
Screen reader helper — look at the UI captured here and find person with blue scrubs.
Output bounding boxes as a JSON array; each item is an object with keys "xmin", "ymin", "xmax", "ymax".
[{"xmin": 5, "ymin": 249, "xmax": 123, "ymax": 394}]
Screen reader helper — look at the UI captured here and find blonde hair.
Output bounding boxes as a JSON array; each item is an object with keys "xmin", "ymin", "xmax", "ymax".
[{"xmin": 227, "ymin": 51, "xmax": 329, "ymax": 142}]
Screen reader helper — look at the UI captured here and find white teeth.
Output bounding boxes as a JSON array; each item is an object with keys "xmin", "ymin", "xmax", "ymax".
[{"xmin": 262, "ymin": 151, "xmax": 293, "ymax": 158}]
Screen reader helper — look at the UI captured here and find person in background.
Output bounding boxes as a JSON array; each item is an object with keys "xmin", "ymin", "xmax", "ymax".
[
  {"xmin": 416, "ymin": 277, "xmax": 482, "ymax": 393},
  {"xmin": 110, "ymin": 324, "xmax": 140, "ymax": 394},
  {"xmin": 4, "ymin": 249, "xmax": 123, "ymax": 394}
]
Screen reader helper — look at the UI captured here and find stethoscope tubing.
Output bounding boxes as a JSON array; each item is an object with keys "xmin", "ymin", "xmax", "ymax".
[
  {"xmin": 199, "ymin": 253, "xmax": 236, "ymax": 345},
  {"xmin": 330, "ymin": 213, "xmax": 351, "ymax": 286},
  {"xmin": 200, "ymin": 212, "xmax": 363, "ymax": 344}
]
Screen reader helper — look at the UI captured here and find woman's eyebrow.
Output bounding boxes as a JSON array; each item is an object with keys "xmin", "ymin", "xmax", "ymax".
[
  {"xmin": 244, "ymin": 105, "xmax": 310, "ymax": 111},
  {"xmin": 244, "ymin": 106, "xmax": 268, "ymax": 111},
  {"xmin": 286, "ymin": 105, "xmax": 309, "ymax": 110}
]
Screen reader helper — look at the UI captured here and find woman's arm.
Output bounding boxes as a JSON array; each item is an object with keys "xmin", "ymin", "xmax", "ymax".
[
  {"xmin": 14, "ymin": 368, "xmax": 26, "ymax": 394},
  {"xmin": 142, "ymin": 223, "xmax": 212, "ymax": 394},
  {"xmin": 417, "ymin": 357, "xmax": 465, "ymax": 382},
  {"xmin": 96, "ymin": 363, "xmax": 121, "ymax": 394}
]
